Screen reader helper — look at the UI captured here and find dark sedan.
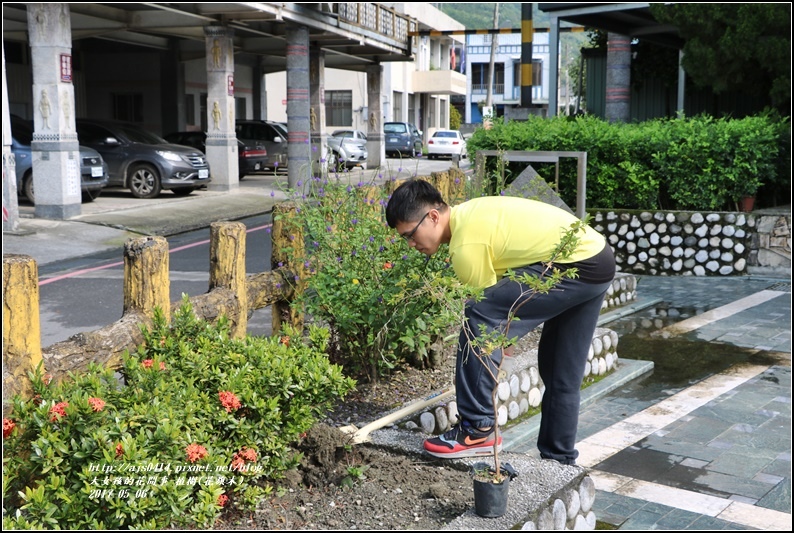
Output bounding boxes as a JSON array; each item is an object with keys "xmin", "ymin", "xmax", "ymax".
[{"xmin": 163, "ymin": 131, "xmax": 268, "ymax": 179}]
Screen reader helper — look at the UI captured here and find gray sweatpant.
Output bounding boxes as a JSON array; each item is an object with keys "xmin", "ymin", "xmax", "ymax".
[{"xmin": 455, "ymin": 263, "xmax": 612, "ymax": 465}]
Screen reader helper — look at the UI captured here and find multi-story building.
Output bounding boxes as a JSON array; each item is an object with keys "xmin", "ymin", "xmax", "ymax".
[
  {"xmin": 262, "ymin": 4, "xmax": 466, "ymax": 142},
  {"xmin": 463, "ymin": 32, "xmax": 551, "ymax": 124}
]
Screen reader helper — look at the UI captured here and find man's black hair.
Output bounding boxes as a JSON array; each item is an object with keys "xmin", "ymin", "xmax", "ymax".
[{"xmin": 385, "ymin": 179, "xmax": 447, "ymax": 228}]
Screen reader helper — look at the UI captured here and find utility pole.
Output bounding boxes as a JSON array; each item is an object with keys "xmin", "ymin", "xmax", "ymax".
[{"xmin": 484, "ymin": 3, "xmax": 500, "ymax": 125}]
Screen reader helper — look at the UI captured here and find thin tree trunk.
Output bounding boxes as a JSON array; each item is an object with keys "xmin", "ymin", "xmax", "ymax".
[{"xmin": 485, "ymin": 3, "xmax": 500, "ymax": 109}]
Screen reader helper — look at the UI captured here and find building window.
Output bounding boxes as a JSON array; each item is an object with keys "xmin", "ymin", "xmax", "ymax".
[
  {"xmin": 112, "ymin": 93, "xmax": 142, "ymax": 122},
  {"xmin": 532, "ymin": 59, "xmax": 542, "ymax": 87},
  {"xmin": 513, "ymin": 60, "xmax": 543, "ymax": 90},
  {"xmin": 392, "ymin": 91, "xmax": 403, "ymax": 121},
  {"xmin": 408, "ymin": 93, "xmax": 416, "ymax": 124},
  {"xmin": 325, "ymin": 90, "xmax": 352, "ymax": 126},
  {"xmin": 471, "ymin": 63, "xmax": 505, "ymax": 94}
]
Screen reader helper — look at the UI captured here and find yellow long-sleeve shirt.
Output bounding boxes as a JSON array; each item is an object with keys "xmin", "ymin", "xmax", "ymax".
[{"xmin": 448, "ymin": 196, "xmax": 607, "ymax": 290}]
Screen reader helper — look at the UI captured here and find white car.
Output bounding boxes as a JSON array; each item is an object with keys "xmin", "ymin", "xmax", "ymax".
[{"xmin": 427, "ymin": 129, "xmax": 467, "ymax": 160}]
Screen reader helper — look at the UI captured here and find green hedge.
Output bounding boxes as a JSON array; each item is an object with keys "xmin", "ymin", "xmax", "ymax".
[{"xmin": 466, "ymin": 112, "xmax": 790, "ymax": 211}]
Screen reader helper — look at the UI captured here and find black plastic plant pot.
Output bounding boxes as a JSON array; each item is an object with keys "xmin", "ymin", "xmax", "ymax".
[
  {"xmin": 470, "ymin": 462, "xmax": 518, "ymax": 518},
  {"xmin": 473, "ymin": 474, "xmax": 509, "ymax": 517}
]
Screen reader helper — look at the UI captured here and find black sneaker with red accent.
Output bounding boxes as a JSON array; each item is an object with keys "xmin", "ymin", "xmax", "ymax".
[{"xmin": 423, "ymin": 420, "xmax": 503, "ymax": 458}]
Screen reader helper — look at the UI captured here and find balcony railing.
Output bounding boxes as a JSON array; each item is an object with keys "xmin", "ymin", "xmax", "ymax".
[
  {"xmin": 472, "ymin": 83, "xmax": 505, "ymax": 95},
  {"xmin": 337, "ymin": 3, "xmax": 415, "ymax": 43},
  {"xmin": 471, "ymin": 84, "xmax": 544, "ymax": 102}
]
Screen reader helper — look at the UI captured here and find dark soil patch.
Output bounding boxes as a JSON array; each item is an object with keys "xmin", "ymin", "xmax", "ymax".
[
  {"xmin": 215, "ymin": 331, "xmax": 542, "ymax": 530},
  {"xmin": 216, "ymin": 423, "xmax": 474, "ymax": 530}
]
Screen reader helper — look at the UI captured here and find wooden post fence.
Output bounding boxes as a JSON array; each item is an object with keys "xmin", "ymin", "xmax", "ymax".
[{"xmin": 1, "ymin": 170, "xmax": 466, "ymax": 415}]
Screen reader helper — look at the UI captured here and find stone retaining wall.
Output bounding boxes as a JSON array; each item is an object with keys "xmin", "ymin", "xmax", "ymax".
[
  {"xmin": 591, "ymin": 210, "xmax": 755, "ymax": 276},
  {"xmin": 404, "ymin": 324, "xmax": 620, "ymax": 437},
  {"xmin": 590, "ymin": 209, "xmax": 792, "ymax": 277},
  {"xmin": 395, "ymin": 273, "xmax": 635, "ymax": 437}
]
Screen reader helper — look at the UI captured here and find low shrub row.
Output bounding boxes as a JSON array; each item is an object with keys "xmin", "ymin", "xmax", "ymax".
[{"xmin": 466, "ymin": 112, "xmax": 790, "ymax": 211}]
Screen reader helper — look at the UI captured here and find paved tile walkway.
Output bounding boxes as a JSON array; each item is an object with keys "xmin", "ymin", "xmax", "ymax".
[{"xmin": 504, "ymin": 275, "xmax": 791, "ymax": 530}]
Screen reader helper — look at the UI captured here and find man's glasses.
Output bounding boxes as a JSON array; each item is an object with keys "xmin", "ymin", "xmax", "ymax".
[{"xmin": 401, "ymin": 211, "xmax": 430, "ymax": 242}]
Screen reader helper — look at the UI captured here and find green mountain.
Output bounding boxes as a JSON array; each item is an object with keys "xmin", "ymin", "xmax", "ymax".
[{"xmin": 434, "ymin": 3, "xmax": 552, "ymax": 31}]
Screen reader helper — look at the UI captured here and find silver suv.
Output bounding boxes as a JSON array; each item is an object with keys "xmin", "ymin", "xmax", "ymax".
[{"xmin": 76, "ymin": 120, "xmax": 211, "ymax": 198}]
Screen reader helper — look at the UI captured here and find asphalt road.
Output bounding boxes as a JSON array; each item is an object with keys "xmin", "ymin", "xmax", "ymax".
[{"xmin": 36, "ymin": 214, "xmax": 275, "ymax": 348}]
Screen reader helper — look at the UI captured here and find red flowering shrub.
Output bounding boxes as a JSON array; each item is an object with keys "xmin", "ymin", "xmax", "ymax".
[
  {"xmin": 231, "ymin": 446, "xmax": 258, "ymax": 472},
  {"xmin": 230, "ymin": 455, "xmax": 246, "ymax": 472},
  {"xmin": 49, "ymin": 401, "xmax": 69, "ymax": 422},
  {"xmin": 238, "ymin": 447, "xmax": 257, "ymax": 462},
  {"xmin": 3, "ymin": 418, "xmax": 15, "ymax": 439},
  {"xmin": 186, "ymin": 443, "xmax": 209, "ymax": 463},
  {"xmin": 3, "ymin": 302, "xmax": 354, "ymax": 530},
  {"xmin": 87, "ymin": 397, "xmax": 106, "ymax": 412},
  {"xmin": 218, "ymin": 390, "xmax": 241, "ymax": 413}
]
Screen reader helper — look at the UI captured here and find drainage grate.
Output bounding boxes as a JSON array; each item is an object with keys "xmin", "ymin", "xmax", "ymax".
[{"xmin": 766, "ymin": 282, "xmax": 792, "ymax": 292}]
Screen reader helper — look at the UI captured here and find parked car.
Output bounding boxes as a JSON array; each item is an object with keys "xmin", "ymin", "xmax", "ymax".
[
  {"xmin": 384, "ymin": 121, "xmax": 423, "ymax": 158},
  {"xmin": 75, "ymin": 119, "xmax": 210, "ymax": 198},
  {"xmin": 235, "ymin": 120, "xmax": 288, "ymax": 170},
  {"xmin": 163, "ymin": 131, "xmax": 268, "ymax": 179},
  {"xmin": 427, "ymin": 129, "xmax": 467, "ymax": 160},
  {"xmin": 10, "ymin": 115, "xmax": 109, "ymax": 204},
  {"xmin": 326, "ymin": 129, "xmax": 368, "ymax": 169}
]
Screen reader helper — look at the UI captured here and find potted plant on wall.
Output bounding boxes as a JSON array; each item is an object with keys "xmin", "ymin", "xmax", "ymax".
[
  {"xmin": 464, "ymin": 219, "xmax": 588, "ymax": 518},
  {"xmin": 733, "ymin": 175, "xmax": 762, "ymax": 212}
]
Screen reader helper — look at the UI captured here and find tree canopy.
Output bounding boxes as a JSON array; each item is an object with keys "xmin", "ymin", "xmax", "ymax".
[{"xmin": 649, "ymin": 3, "xmax": 791, "ymax": 111}]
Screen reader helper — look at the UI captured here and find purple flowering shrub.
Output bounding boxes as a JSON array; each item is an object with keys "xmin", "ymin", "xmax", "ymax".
[{"xmin": 281, "ymin": 176, "xmax": 470, "ymax": 383}]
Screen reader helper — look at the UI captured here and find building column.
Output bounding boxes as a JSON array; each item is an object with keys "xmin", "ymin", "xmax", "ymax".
[
  {"xmin": 28, "ymin": 3, "xmax": 80, "ymax": 220},
  {"xmin": 605, "ymin": 32, "xmax": 631, "ymax": 123},
  {"xmin": 365, "ymin": 64, "xmax": 383, "ymax": 169},
  {"xmin": 253, "ymin": 61, "xmax": 265, "ymax": 120},
  {"xmin": 309, "ymin": 44, "xmax": 326, "ymax": 174},
  {"xmin": 161, "ymin": 39, "xmax": 182, "ymax": 136},
  {"xmin": 286, "ymin": 23, "xmax": 311, "ymax": 190},
  {"xmin": 204, "ymin": 26, "xmax": 238, "ymax": 191},
  {"xmin": 3, "ymin": 43, "xmax": 20, "ymax": 233}
]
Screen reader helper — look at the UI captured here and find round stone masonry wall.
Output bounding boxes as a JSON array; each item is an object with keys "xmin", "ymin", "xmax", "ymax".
[{"xmin": 591, "ymin": 209, "xmax": 756, "ymax": 276}]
